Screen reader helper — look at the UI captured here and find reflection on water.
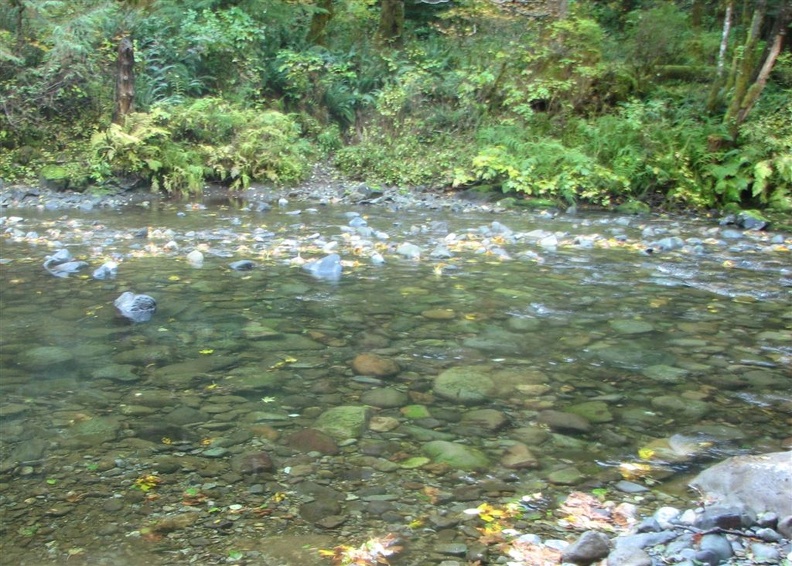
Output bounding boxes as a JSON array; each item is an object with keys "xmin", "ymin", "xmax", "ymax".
[{"xmin": 0, "ymin": 201, "xmax": 790, "ymax": 564}]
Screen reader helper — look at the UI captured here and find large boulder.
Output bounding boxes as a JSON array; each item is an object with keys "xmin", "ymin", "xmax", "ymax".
[{"xmin": 689, "ymin": 451, "xmax": 792, "ymax": 518}]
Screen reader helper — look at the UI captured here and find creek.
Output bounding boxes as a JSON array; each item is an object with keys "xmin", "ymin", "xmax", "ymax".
[{"xmin": 1, "ymin": 194, "xmax": 790, "ymax": 565}]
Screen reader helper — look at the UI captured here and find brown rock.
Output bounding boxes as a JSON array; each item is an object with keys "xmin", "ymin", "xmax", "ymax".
[
  {"xmin": 501, "ymin": 442, "xmax": 540, "ymax": 469},
  {"xmin": 351, "ymin": 353, "xmax": 400, "ymax": 378},
  {"xmin": 230, "ymin": 451, "xmax": 275, "ymax": 475},
  {"xmin": 285, "ymin": 428, "xmax": 339, "ymax": 455}
]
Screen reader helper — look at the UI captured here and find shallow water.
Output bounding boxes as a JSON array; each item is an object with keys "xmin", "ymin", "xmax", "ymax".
[{"xmin": 1, "ymin": 199, "xmax": 790, "ymax": 565}]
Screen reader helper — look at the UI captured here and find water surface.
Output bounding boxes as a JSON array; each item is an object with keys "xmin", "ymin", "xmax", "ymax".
[{"xmin": 1, "ymin": 199, "xmax": 790, "ymax": 565}]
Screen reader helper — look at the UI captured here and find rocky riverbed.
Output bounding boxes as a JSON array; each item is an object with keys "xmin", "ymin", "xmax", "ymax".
[{"xmin": 1, "ymin": 170, "xmax": 791, "ymax": 566}]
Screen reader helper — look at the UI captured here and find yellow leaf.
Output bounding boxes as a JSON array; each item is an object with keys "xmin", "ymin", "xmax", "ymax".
[
  {"xmin": 168, "ymin": 275, "xmax": 180, "ymax": 281},
  {"xmin": 199, "ymin": 349, "xmax": 214, "ymax": 355},
  {"xmin": 638, "ymin": 448, "xmax": 655, "ymax": 460}
]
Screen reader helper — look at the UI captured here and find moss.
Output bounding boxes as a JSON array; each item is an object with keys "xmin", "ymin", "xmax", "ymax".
[
  {"xmin": 615, "ymin": 199, "xmax": 651, "ymax": 215},
  {"xmin": 39, "ymin": 164, "xmax": 70, "ymax": 191}
]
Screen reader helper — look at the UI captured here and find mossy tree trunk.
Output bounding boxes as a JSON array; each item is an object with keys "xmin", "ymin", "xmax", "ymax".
[
  {"xmin": 724, "ymin": 0, "xmax": 790, "ymax": 137},
  {"xmin": 377, "ymin": 0, "xmax": 404, "ymax": 48},
  {"xmin": 112, "ymin": 34, "xmax": 135, "ymax": 125},
  {"xmin": 306, "ymin": 0, "xmax": 334, "ymax": 46}
]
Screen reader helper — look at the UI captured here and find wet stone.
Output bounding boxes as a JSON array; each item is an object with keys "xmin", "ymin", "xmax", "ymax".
[
  {"xmin": 538, "ymin": 410, "xmax": 591, "ymax": 433},
  {"xmin": 610, "ymin": 320, "xmax": 655, "ymax": 335},
  {"xmin": 565, "ymin": 400, "xmax": 613, "ymax": 424},
  {"xmin": 433, "ymin": 367, "xmax": 496, "ymax": 405},
  {"xmin": 285, "ymin": 429, "xmax": 339, "ymax": 455},
  {"xmin": 360, "ymin": 387, "xmax": 408, "ymax": 408},
  {"xmin": 351, "ymin": 353, "xmax": 400, "ymax": 377},
  {"xmin": 422, "ymin": 440, "xmax": 490, "ymax": 471}
]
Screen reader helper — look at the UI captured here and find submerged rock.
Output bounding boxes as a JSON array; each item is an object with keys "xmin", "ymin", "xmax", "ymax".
[
  {"xmin": 433, "ymin": 366, "xmax": 496, "ymax": 405},
  {"xmin": 229, "ymin": 260, "xmax": 255, "ymax": 271},
  {"xmin": 422, "ymin": 440, "xmax": 491, "ymax": 471},
  {"xmin": 303, "ymin": 253, "xmax": 342, "ymax": 281},
  {"xmin": 114, "ymin": 291, "xmax": 157, "ymax": 323}
]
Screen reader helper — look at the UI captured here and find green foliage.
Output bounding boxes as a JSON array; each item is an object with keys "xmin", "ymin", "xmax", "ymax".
[
  {"xmin": 89, "ymin": 98, "xmax": 313, "ymax": 193},
  {"xmin": 453, "ymin": 125, "xmax": 626, "ymax": 205},
  {"xmin": 89, "ymin": 108, "xmax": 204, "ymax": 193},
  {"xmin": 334, "ymin": 128, "xmax": 466, "ymax": 187}
]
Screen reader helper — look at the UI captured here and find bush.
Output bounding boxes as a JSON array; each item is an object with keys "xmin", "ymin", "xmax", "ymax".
[{"xmin": 89, "ymin": 98, "xmax": 314, "ymax": 193}]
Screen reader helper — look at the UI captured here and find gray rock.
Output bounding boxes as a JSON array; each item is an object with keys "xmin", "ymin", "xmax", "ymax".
[
  {"xmin": 114, "ymin": 291, "xmax": 157, "ymax": 323},
  {"xmin": 613, "ymin": 531, "xmax": 678, "ymax": 550},
  {"xmin": 690, "ymin": 451, "xmax": 792, "ymax": 518},
  {"xmin": 303, "ymin": 253, "xmax": 341, "ymax": 280},
  {"xmin": 750, "ymin": 542, "xmax": 781, "ymax": 563},
  {"xmin": 229, "ymin": 260, "xmax": 255, "ymax": 271},
  {"xmin": 606, "ymin": 546, "xmax": 653, "ymax": 566},
  {"xmin": 697, "ymin": 533, "xmax": 733, "ymax": 563},
  {"xmin": 562, "ymin": 530, "xmax": 611, "ymax": 564},
  {"xmin": 359, "ymin": 388, "xmax": 408, "ymax": 408},
  {"xmin": 92, "ymin": 261, "xmax": 118, "ymax": 280},
  {"xmin": 396, "ymin": 242, "xmax": 422, "ymax": 259}
]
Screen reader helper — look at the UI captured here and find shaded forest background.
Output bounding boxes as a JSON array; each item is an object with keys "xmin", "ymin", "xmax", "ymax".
[{"xmin": 0, "ymin": 0, "xmax": 790, "ymax": 212}]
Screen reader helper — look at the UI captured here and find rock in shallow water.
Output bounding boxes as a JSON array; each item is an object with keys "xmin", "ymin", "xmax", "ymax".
[{"xmin": 114, "ymin": 291, "xmax": 157, "ymax": 323}]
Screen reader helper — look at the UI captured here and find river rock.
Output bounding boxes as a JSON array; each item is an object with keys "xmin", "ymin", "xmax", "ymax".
[
  {"xmin": 18, "ymin": 346, "xmax": 74, "ymax": 370},
  {"xmin": 285, "ymin": 428, "xmax": 339, "ymax": 455},
  {"xmin": 61, "ymin": 416, "xmax": 121, "ymax": 448},
  {"xmin": 565, "ymin": 400, "xmax": 613, "ymax": 423},
  {"xmin": 230, "ymin": 451, "xmax": 275, "ymax": 475},
  {"xmin": 562, "ymin": 530, "xmax": 611, "ymax": 564},
  {"xmin": 433, "ymin": 367, "xmax": 496, "ymax": 405},
  {"xmin": 537, "ymin": 410, "xmax": 591, "ymax": 433},
  {"xmin": 422, "ymin": 440, "xmax": 490, "ymax": 471},
  {"xmin": 165, "ymin": 406, "xmax": 209, "ymax": 425},
  {"xmin": 606, "ymin": 546, "xmax": 653, "ymax": 566},
  {"xmin": 689, "ymin": 451, "xmax": 792, "ymax": 518},
  {"xmin": 651, "ymin": 395, "xmax": 709, "ymax": 419},
  {"xmin": 460, "ymin": 408, "xmax": 509, "ymax": 432},
  {"xmin": 91, "ymin": 363, "xmax": 139, "ymax": 383},
  {"xmin": 609, "ymin": 319, "xmax": 655, "ymax": 335},
  {"xmin": 186, "ymin": 249, "xmax": 204, "ymax": 267},
  {"xmin": 360, "ymin": 387, "xmax": 408, "ymax": 408},
  {"xmin": 351, "ymin": 353, "xmax": 400, "ymax": 378},
  {"xmin": 641, "ymin": 364, "xmax": 690, "ymax": 382},
  {"xmin": 114, "ymin": 291, "xmax": 157, "ymax": 323},
  {"xmin": 313, "ymin": 405, "xmax": 370, "ymax": 440},
  {"xmin": 500, "ymin": 442, "xmax": 539, "ymax": 469}
]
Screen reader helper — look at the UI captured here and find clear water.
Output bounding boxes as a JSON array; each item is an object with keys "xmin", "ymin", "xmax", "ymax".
[{"xmin": 1, "ymin": 199, "xmax": 790, "ymax": 565}]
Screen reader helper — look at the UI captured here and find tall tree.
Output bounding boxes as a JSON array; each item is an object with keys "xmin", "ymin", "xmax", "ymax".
[
  {"xmin": 306, "ymin": 0, "xmax": 334, "ymax": 45},
  {"xmin": 723, "ymin": 0, "xmax": 791, "ymax": 136},
  {"xmin": 377, "ymin": 0, "xmax": 404, "ymax": 47}
]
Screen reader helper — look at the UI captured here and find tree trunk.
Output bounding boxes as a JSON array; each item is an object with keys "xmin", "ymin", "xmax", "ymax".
[
  {"xmin": 731, "ymin": 4, "xmax": 791, "ymax": 134},
  {"xmin": 723, "ymin": 0, "xmax": 765, "ymax": 133},
  {"xmin": 706, "ymin": 0, "xmax": 734, "ymax": 112},
  {"xmin": 716, "ymin": 1, "xmax": 733, "ymax": 78},
  {"xmin": 306, "ymin": 0, "xmax": 334, "ymax": 46},
  {"xmin": 113, "ymin": 34, "xmax": 135, "ymax": 125},
  {"xmin": 377, "ymin": 0, "xmax": 404, "ymax": 48}
]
